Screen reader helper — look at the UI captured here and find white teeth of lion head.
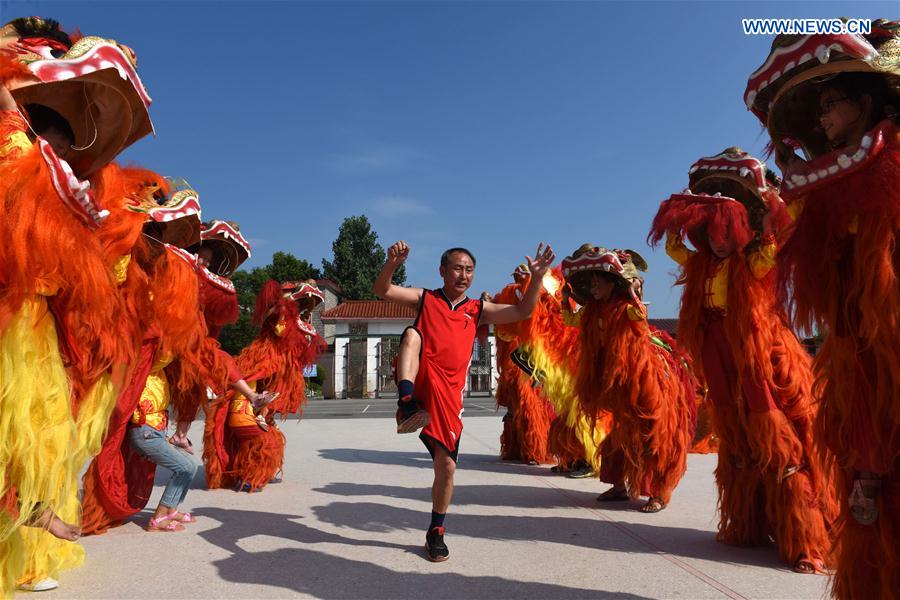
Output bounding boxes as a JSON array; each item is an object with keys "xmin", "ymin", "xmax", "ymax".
[
  {"xmin": 852, "ymin": 149, "xmax": 866, "ymax": 162},
  {"xmin": 57, "ymin": 69, "xmax": 76, "ymax": 80},
  {"xmin": 814, "ymin": 45, "xmax": 830, "ymax": 64},
  {"xmin": 791, "ymin": 174, "xmax": 807, "ymax": 186},
  {"xmin": 808, "ymin": 172, "xmax": 819, "ymax": 183},
  {"xmin": 860, "ymin": 135, "xmax": 872, "ymax": 149},
  {"xmin": 745, "ymin": 90, "xmax": 757, "ymax": 108},
  {"xmin": 799, "ymin": 52, "xmax": 813, "ymax": 64},
  {"xmin": 783, "ymin": 60, "xmax": 796, "ymax": 72},
  {"xmin": 837, "ymin": 154, "xmax": 852, "ymax": 168},
  {"xmin": 81, "ymin": 65, "xmax": 97, "ymax": 75},
  {"xmin": 688, "ymin": 165, "xmax": 699, "ymax": 174},
  {"xmin": 739, "ymin": 167, "xmax": 751, "ymax": 178},
  {"xmin": 713, "ymin": 192, "xmax": 722, "ymax": 197}
]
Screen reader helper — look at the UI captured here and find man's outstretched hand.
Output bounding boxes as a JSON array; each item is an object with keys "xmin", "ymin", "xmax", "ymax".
[
  {"xmin": 387, "ymin": 240, "xmax": 410, "ymax": 266},
  {"xmin": 526, "ymin": 243, "xmax": 555, "ymax": 278}
]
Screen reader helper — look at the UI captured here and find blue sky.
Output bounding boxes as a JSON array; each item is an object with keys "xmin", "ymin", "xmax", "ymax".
[{"xmin": 3, "ymin": 1, "xmax": 896, "ymax": 316}]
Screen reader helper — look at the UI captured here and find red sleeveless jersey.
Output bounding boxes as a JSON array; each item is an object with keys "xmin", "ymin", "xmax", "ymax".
[{"xmin": 413, "ymin": 288, "xmax": 483, "ymax": 456}]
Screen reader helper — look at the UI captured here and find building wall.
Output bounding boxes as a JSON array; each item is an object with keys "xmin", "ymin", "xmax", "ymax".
[
  {"xmin": 312, "ymin": 288, "xmax": 340, "ymax": 345},
  {"xmin": 327, "ymin": 320, "xmax": 498, "ymax": 399}
]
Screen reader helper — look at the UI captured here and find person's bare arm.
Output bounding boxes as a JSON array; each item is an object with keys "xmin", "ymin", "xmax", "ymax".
[
  {"xmin": 372, "ymin": 240, "xmax": 423, "ymax": 308},
  {"xmin": 0, "ymin": 84, "xmax": 15, "ymax": 112},
  {"xmin": 480, "ymin": 243, "xmax": 555, "ymax": 326}
]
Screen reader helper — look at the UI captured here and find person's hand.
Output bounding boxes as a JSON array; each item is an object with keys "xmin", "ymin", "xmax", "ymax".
[
  {"xmin": 525, "ymin": 243, "xmax": 555, "ymax": 279},
  {"xmin": 387, "ymin": 241, "xmax": 410, "ymax": 266},
  {"xmin": 774, "ymin": 142, "xmax": 805, "ymax": 176}
]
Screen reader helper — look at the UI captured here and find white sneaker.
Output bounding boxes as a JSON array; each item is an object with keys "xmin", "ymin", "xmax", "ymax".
[{"xmin": 18, "ymin": 577, "xmax": 59, "ymax": 592}]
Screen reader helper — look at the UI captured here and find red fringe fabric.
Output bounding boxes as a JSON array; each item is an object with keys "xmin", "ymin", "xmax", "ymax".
[
  {"xmin": 662, "ymin": 227, "xmax": 835, "ymax": 565},
  {"xmin": 80, "ymin": 339, "xmax": 158, "ymax": 535},
  {"xmin": 548, "ymin": 416, "xmax": 584, "ymax": 470},
  {"xmin": 200, "ymin": 277, "xmax": 238, "ymax": 339},
  {"xmin": 777, "ymin": 127, "xmax": 899, "ymax": 598},
  {"xmin": 649, "ymin": 195, "xmax": 754, "ymax": 255},
  {"xmin": 202, "ymin": 401, "xmax": 284, "ymax": 493},
  {"xmin": 239, "ymin": 282, "xmax": 321, "ymax": 417},
  {"xmin": 575, "ymin": 299, "xmax": 693, "ymax": 505}
]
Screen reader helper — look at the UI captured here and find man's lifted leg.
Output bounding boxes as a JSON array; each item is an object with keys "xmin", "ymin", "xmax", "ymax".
[{"xmin": 396, "ymin": 327, "xmax": 430, "ymax": 434}]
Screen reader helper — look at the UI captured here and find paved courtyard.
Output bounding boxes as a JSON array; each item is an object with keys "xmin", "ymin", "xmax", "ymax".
[{"xmin": 37, "ymin": 406, "xmax": 829, "ymax": 599}]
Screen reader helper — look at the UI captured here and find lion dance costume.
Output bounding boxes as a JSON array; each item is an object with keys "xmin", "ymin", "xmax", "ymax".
[
  {"xmin": 79, "ymin": 179, "xmax": 232, "ymax": 535},
  {"xmin": 744, "ymin": 19, "xmax": 900, "ymax": 598},
  {"xmin": 562, "ymin": 246, "xmax": 696, "ymax": 511},
  {"xmin": 204, "ymin": 280, "xmax": 325, "ymax": 492},
  {"xmin": 649, "ymin": 148, "xmax": 835, "ymax": 573},
  {"xmin": 492, "ymin": 266, "xmax": 555, "ymax": 464},
  {"xmin": 0, "ymin": 17, "xmax": 154, "ymax": 594}
]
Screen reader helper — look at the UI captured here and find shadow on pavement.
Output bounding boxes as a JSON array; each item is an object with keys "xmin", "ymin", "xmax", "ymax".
[
  {"xmin": 311, "ymin": 498, "xmax": 790, "ymax": 572},
  {"xmin": 192, "ymin": 506, "xmax": 650, "ymax": 599},
  {"xmin": 318, "ymin": 447, "xmax": 559, "ymax": 477},
  {"xmin": 314, "ymin": 481, "xmax": 619, "ymax": 510}
]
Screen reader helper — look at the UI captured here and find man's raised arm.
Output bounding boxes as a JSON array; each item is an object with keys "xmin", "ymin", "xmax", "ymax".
[
  {"xmin": 373, "ymin": 240, "xmax": 423, "ymax": 308},
  {"xmin": 481, "ymin": 243, "xmax": 555, "ymax": 326}
]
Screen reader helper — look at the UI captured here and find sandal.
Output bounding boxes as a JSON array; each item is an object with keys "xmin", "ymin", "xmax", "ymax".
[
  {"xmin": 792, "ymin": 556, "xmax": 828, "ymax": 575},
  {"xmin": 640, "ymin": 497, "xmax": 666, "ymax": 513},
  {"xmin": 596, "ymin": 487, "xmax": 629, "ymax": 502},
  {"xmin": 848, "ymin": 475, "xmax": 881, "ymax": 525},
  {"xmin": 147, "ymin": 515, "xmax": 185, "ymax": 532},
  {"xmin": 169, "ymin": 511, "xmax": 196, "ymax": 524}
]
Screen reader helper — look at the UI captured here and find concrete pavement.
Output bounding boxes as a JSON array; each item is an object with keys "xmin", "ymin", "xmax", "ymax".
[{"xmin": 32, "ymin": 412, "xmax": 830, "ymax": 599}]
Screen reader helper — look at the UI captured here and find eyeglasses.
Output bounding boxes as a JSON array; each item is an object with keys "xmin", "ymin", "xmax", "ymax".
[{"xmin": 818, "ymin": 96, "xmax": 849, "ymax": 118}]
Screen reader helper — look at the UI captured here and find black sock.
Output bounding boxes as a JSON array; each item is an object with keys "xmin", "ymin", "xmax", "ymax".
[
  {"xmin": 397, "ymin": 380, "xmax": 415, "ymax": 410},
  {"xmin": 429, "ymin": 511, "xmax": 446, "ymax": 530}
]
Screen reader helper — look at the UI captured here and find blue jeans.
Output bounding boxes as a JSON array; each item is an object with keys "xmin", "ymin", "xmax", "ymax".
[{"xmin": 127, "ymin": 425, "xmax": 197, "ymax": 508}]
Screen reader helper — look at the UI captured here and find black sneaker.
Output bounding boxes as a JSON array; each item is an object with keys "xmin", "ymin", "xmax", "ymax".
[
  {"xmin": 425, "ymin": 526, "xmax": 449, "ymax": 562},
  {"xmin": 396, "ymin": 400, "xmax": 430, "ymax": 434}
]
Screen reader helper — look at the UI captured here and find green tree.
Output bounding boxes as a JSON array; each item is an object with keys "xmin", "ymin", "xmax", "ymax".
[
  {"xmin": 322, "ymin": 215, "xmax": 405, "ymax": 300},
  {"xmin": 218, "ymin": 252, "xmax": 322, "ymax": 354}
]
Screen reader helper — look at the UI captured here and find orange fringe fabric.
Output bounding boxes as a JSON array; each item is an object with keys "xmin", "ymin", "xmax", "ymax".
[
  {"xmin": 80, "ymin": 171, "xmax": 234, "ymax": 533},
  {"xmin": 574, "ymin": 299, "xmax": 694, "ymax": 505},
  {"xmin": 548, "ymin": 416, "xmax": 585, "ymax": 470},
  {"xmin": 493, "ymin": 282, "xmax": 555, "ymax": 464},
  {"xmin": 203, "ymin": 413, "xmax": 285, "ymax": 493},
  {"xmin": 777, "ymin": 127, "xmax": 900, "ymax": 599},
  {"xmin": 0, "ymin": 147, "xmax": 133, "ymax": 410},
  {"xmin": 656, "ymin": 211, "xmax": 835, "ymax": 566},
  {"xmin": 494, "ymin": 335, "xmax": 524, "ymax": 461},
  {"xmin": 203, "ymin": 281, "xmax": 324, "ymax": 491}
]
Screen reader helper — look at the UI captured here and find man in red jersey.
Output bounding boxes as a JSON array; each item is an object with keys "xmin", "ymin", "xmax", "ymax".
[{"xmin": 373, "ymin": 240, "xmax": 555, "ymax": 562}]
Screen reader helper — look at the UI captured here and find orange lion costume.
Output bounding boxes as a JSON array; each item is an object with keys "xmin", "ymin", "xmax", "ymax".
[
  {"xmin": 492, "ymin": 266, "xmax": 555, "ymax": 464},
  {"xmin": 562, "ymin": 246, "xmax": 696, "ymax": 512},
  {"xmin": 0, "ymin": 16, "xmax": 153, "ymax": 593},
  {"xmin": 203, "ymin": 280, "xmax": 325, "ymax": 492},
  {"xmin": 649, "ymin": 148, "xmax": 835, "ymax": 573},
  {"xmin": 745, "ymin": 20, "xmax": 900, "ymax": 598},
  {"xmin": 79, "ymin": 178, "xmax": 232, "ymax": 536}
]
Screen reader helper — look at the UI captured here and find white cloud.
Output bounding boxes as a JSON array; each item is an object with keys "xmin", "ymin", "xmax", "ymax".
[
  {"xmin": 372, "ymin": 196, "xmax": 434, "ymax": 217},
  {"xmin": 323, "ymin": 144, "xmax": 421, "ymax": 175}
]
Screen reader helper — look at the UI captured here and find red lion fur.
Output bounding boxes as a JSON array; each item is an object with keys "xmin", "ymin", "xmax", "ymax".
[
  {"xmin": 653, "ymin": 200, "xmax": 836, "ymax": 566},
  {"xmin": 777, "ymin": 126, "xmax": 900, "ymax": 599},
  {"xmin": 649, "ymin": 196, "xmax": 754, "ymax": 255}
]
